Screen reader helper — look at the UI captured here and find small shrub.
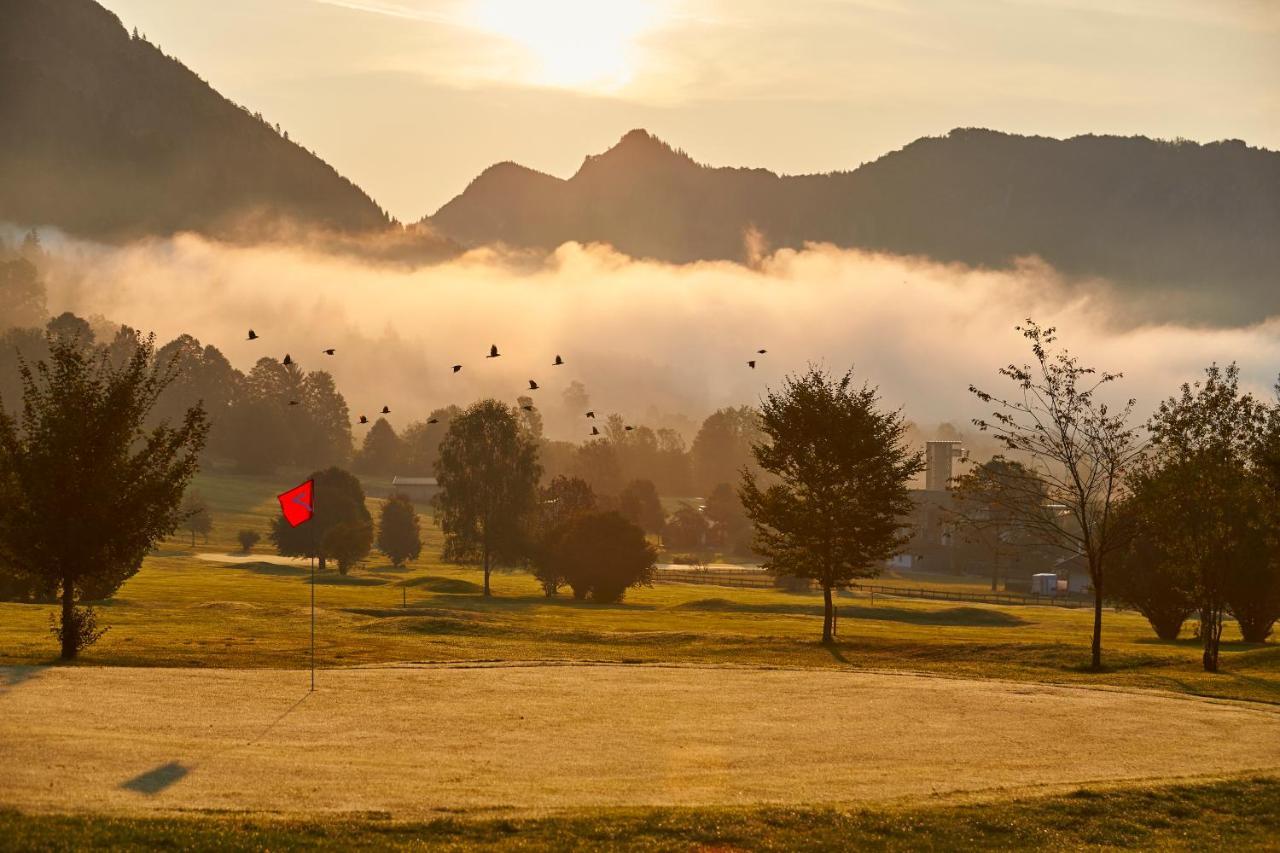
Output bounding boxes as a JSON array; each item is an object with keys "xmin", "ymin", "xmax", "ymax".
[
  {"xmin": 237, "ymin": 529, "xmax": 260, "ymax": 553},
  {"xmin": 49, "ymin": 606, "xmax": 107, "ymax": 655}
]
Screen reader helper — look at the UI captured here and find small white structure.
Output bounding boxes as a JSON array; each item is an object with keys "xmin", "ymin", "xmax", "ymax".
[
  {"xmin": 1030, "ymin": 573, "xmax": 1058, "ymax": 596},
  {"xmin": 391, "ymin": 476, "xmax": 439, "ymax": 503}
]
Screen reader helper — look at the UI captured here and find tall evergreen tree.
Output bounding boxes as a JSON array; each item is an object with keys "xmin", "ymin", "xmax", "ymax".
[{"xmin": 355, "ymin": 417, "xmax": 402, "ymax": 476}]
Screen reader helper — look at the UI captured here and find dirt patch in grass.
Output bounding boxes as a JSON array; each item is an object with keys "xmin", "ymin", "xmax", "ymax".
[{"xmin": 1, "ymin": 663, "xmax": 1277, "ymax": 821}]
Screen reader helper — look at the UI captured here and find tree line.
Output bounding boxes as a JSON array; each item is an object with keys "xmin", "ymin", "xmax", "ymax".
[{"xmin": 1, "ymin": 307, "xmax": 1277, "ymax": 674}]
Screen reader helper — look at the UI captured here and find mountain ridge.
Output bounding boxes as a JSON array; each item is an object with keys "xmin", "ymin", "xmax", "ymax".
[
  {"xmin": 426, "ymin": 127, "xmax": 1280, "ymax": 323},
  {"xmin": 0, "ymin": 0, "xmax": 394, "ymax": 241}
]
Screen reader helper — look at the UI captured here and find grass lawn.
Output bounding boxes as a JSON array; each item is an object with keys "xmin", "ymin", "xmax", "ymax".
[
  {"xmin": 0, "ymin": 470, "xmax": 1276, "ymax": 709},
  {"xmin": 2, "ymin": 776, "xmax": 1277, "ymax": 851}
]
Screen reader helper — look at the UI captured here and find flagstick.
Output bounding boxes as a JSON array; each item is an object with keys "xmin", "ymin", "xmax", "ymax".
[{"xmin": 310, "ymin": 552, "xmax": 315, "ymax": 693}]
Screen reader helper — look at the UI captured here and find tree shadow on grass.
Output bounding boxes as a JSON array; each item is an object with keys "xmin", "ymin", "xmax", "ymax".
[
  {"xmin": 238, "ymin": 562, "xmax": 310, "ymax": 577},
  {"xmin": 400, "ymin": 576, "xmax": 485, "ymax": 594},
  {"xmin": 0, "ymin": 665, "xmax": 48, "ymax": 696},
  {"xmin": 311, "ymin": 575, "xmax": 387, "ymax": 587},
  {"xmin": 120, "ymin": 761, "xmax": 190, "ymax": 795},
  {"xmin": 674, "ymin": 598, "xmax": 1027, "ymax": 627}
]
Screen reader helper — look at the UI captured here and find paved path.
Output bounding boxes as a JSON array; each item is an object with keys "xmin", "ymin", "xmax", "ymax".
[{"xmin": 1, "ymin": 663, "xmax": 1277, "ymax": 819}]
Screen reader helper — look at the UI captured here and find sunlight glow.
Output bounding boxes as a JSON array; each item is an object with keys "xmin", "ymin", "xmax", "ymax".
[{"xmin": 464, "ymin": 0, "xmax": 665, "ymax": 92}]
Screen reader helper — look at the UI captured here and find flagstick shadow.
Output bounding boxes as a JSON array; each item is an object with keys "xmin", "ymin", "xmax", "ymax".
[{"xmin": 118, "ymin": 689, "xmax": 313, "ymax": 797}]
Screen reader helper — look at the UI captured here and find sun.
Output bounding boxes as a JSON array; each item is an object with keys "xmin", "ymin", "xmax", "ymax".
[{"xmin": 465, "ymin": 0, "xmax": 664, "ymax": 92}]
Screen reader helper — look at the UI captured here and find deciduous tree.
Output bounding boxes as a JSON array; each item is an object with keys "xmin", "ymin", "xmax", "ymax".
[
  {"xmin": 741, "ymin": 366, "xmax": 923, "ymax": 642},
  {"xmin": 971, "ymin": 321, "xmax": 1142, "ymax": 670},
  {"xmin": 435, "ymin": 400, "xmax": 541, "ymax": 596},
  {"xmin": 270, "ymin": 467, "xmax": 372, "ymax": 574},
  {"xmin": 0, "ymin": 334, "xmax": 208, "ymax": 659},
  {"xmin": 377, "ymin": 493, "xmax": 422, "ymax": 568}
]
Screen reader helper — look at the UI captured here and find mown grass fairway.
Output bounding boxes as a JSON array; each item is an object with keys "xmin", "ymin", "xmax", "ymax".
[
  {"xmin": 1, "ymin": 663, "xmax": 1279, "ymax": 820},
  {"xmin": 0, "ymin": 471, "xmax": 1276, "ymax": 705},
  {"xmin": 1, "ymin": 471, "xmax": 1278, "ymax": 849}
]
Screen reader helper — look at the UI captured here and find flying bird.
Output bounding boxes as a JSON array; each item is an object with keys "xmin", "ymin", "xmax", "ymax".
[
  {"xmin": 590, "ymin": 426, "xmax": 600, "ymax": 436},
  {"xmin": 624, "ymin": 425, "xmax": 635, "ymax": 432},
  {"xmin": 427, "ymin": 418, "xmax": 439, "ymax": 424},
  {"xmin": 323, "ymin": 348, "xmax": 335, "ymax": 356},
  {"xmin": 521, "ymin": 404, "xmax": 535, "ymax": 412},
  {"xmin": 288, "ymin": 400, "xmax": 300, "ymax": 407},
  {"xmin": 452, "ymin": 364, "xmax": 463, "ymax": 374},
  {"xmin": 283, "ymin": 354, "xmax": 294, "ymax": 366},
  {"xmin": 528, "ymin": 380, "xmax": 540, "ymax": 391},
  {"xmin": 757, "ymin": 349, "xmax": 767, "ymax": 354},
  {"xmin": 585, "ymin": 411, "xmax": 596, "ymax": 419},
  {"xmin": 357, "ymin": 415, "xmax": 369, "ymax": 425},
  {"xmin": 553, "ymin": 355, "xmax": 564, "ymax": 366},
  {"xmin": 381, "ymin": 406, "xmax": 391, "ymax": 414},
  {"xmin": 487, "ymin": 344, "xmax": 500, "ymax": 358},
  {"xmin": 246, "ymin": 329, "xmax": 258, "ymax": 341},
  {"xmin": 748, "ymin": 360, "xmax": 756, "ymax": 369}
]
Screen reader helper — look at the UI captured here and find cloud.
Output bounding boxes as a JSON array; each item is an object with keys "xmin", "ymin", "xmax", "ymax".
[{"xmin": 32, "ymin": 232, "xmax": 1280, "ymax": 443}]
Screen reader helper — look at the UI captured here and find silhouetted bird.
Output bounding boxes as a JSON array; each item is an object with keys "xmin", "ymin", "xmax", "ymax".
[
  {"xmin": 748, "ymin": 360, "xmax": 756, "ymax": 369},
  {"xmin": 757, "ymin": 349, "xmax": 767, "ymax": 354},
  {"xmin": 283, "ymin": 354, "xmax": 294, "ymax": 366},
  {"xmin": 487, "ymin": 345, "xmax": 500, "ymax": 358},
  {"xmin": 246, "ymin": 329, "xmax": 258, "ymax": 341},
  {"xmin": 381, "ymin": 406, "xmax": 391, "ymax": 414},
  {"xmin": 452, "ymin": 364, "xmax": 462, "ymax": 373},
  {"xmin": 585, "ymin": 411, "xmax": 596, "ymax": 419},
  {"xmin": 288, "ymin": 400, "xmax": 300, "ymax": 406},
  {"xmin": 590, "ymin": 426, "xmax": 600, "ymax": 436},
  {"xmin": 554, "ymin": 355, "xmax": 564, "ymax": 366},
  {"xmin": 323, "ymin": 348, "xmax": 335, "ymax": 356},
  {"xmin": 625, "ymin": 425, "xmax": 635, "ymax": 431},
  {"xmin": 427, "ymin": 418, "xmax": 439, "ymax": 424},
  {"xmin": 521, "ymin": 404, "xmax": 535, "ymax": 412},
  {"xmin": 528, "ymin": 380, "xmax": 539, "ymax": 390},
  {"xmin": 358, "ymin": 415, "xmax": 369, "ymax": 425}
]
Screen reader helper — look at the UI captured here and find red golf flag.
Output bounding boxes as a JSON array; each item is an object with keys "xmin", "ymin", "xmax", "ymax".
[{"xmin": 277, "ymin": 479, "xmax": 314, "ymax": 527}]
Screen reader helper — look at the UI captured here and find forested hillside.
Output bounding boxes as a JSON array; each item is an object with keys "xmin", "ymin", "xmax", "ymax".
[
  {"xmin": 0, "ymin": 0, "xmax": 391, "ymax": 239},
  {"xmin": 429, "ymin": 128, "xmax": 1280, "ymax": 322}
]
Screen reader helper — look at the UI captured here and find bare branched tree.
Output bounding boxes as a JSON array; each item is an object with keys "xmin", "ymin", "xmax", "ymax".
[{"xmin": 970, "ymin": 320, "xmax": 1143, "ymax": 671}]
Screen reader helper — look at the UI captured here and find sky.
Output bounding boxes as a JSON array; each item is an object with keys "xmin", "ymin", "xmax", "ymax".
[{"xmin": 99, "ymin": 0, "xmax": 1280, "ymax": 222}]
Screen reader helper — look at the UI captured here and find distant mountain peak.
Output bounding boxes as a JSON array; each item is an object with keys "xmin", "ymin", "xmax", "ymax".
[
  {"xmin": 426, "ymin": 128, "xmax": 1280, "ymax": 324},
  {"xmin": 575, "ymin": 129, "xmax": 697, "ymax": 177}
]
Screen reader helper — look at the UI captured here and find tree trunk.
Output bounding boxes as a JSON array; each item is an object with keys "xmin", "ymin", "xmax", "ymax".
[
  {"xmin": 1090, "ymin": 581, "xmax": 1103, "ymax": 671},
  {"xmin": 483, "ymin": 545, "xmax": 492, "ymax": 597},
  {"xmin": 60, "ymin": 576, "xmax": 76, "ymax": 661},
  {"xmin": 1202, "ymin": 606, "xmax": 1222, "ymax": 673},
  {"xmin": 317, "ymin": 554, "xmax": 327, "ymax": 573},
  {"xmin": 821, "ymin": 583, "xmax": 833, "ymax": 643}
]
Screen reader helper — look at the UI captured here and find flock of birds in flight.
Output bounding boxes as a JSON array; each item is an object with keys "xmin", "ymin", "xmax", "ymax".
[{"xmin": 246, "ymin": 329, "xmax": 768, "ymax": 438}]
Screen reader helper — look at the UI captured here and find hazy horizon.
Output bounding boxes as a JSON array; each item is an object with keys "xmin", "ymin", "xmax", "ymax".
[
  {"xmin": 96, "ymin": 0, "xmax": 1280, "ymax": 220},
  {"xmin": 19, "ymin": 225, "xmax": 1280, "ymax": 448}
]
